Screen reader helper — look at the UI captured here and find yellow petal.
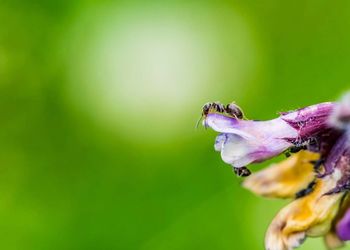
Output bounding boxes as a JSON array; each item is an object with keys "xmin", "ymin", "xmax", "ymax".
[
  {"xmin": 323, "ymin": 193, "xmax": 350, "ymax": 249},
  {"xmin": 265, "ymin": 170, "xmax": 344, "ymax": 250},
  {"xmin": 324, "ymin": 232, "xmax": 344, "ymax": 250},
  {"xmin": 243, "ymin": 150, "xmax": 320, "ymax": 199}
]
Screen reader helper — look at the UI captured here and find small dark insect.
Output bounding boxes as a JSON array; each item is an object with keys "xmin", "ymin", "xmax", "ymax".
[
  {"xmin": 289, "ymin": 144, "xmax": 307, "ymax": 153},
  {"xmin": 284, "ymin": 141, "xmax": 310, "ymax": 158},
  {"xmin": 295, "ymin": 180, "xmax": 316, "ymax": 198},
  {"xmin": 197, "ymin": 102, "xmax": 226, "ymax": 128},
  {"xmin": 233, "ymin": 166, "xmax": 251, "ymax": 177},
  {"xmin": 284, "ymin": 151, "xmax": 291, "ymax": 158},
  {"xmin": 294, "ymin": 137, "xmax": 318, "ymax": 151},
  {"xmin": 309, "ymin": 158, "xmax": 324, "ymax": 171},
  {"xmin": 225, "ymin": 103, "xmax": 244, "ymax": 119},
  {"xmin": 197, "ymin": 101, "xmax": 243, "ymax": 128},
  {"xmin": 201, "ymin": 102, "xmax": 225, "ymax": 116}
]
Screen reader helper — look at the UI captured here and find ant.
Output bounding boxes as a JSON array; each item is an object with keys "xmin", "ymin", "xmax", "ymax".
[
  {"xmin": 295, "ymin": 180, "xmax": 316, "ymax": 198},
  {"xmin": 197, "ymin": 101, "xmax": 244, "ymax": 128},
  {"xmin": 284, "ymin": 138, "xmax": 317, "ymax": 157},
  {"xmin": 233, "ymin": 166, "xmax": 251, "ymax": 177},
  {"xmin": 201, "ymin": 101, "xmax": 244, "ymax": 118},
  {"xmin": 201, "ymin": 102, "xmax": 226, "ymax": 116}
]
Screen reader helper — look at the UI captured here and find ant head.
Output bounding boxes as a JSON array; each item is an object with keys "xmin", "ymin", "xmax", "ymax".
[{"xmin": 201, "ymin": 103, "xmax": 212, "ymax": 115}]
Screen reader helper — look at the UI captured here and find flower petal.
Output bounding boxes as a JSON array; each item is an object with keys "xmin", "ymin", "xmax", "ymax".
[
  {"xmin": 214, "ymin": 133, "xmax": 226, "ymax": 151},
  {"xmin": 323, "ymin": 132, "xmax": 350, "ymax": 193},
  {"xmin": 323, "ymin": 231, "xmax": 344, "ymax": 250},
  {"xmin": 265, "ymin": 170, "xmax": 344, "ymax": 250},
  {"xmin": 205, "ymin": 113, "xmax": 298, "ymax": 140},
  {"xmin": 323, "ymin": 194, "xmax": 350, "ymax": 249},
  {"xmin": 281, "ymin": 102, "xmax": 334, "ymax": 140},
  {"xmin": 329, "ymin": 92, "xmax": 350, "ymax": 130},
  {"xmin": 204, "ymin": 103, "xmax": 336, "ymax": 169},
  {"xmin": 205, "ymin": 113, "xmax": 296, "ymax": 167},
  {"xmin": 336, "ymin": 206, "xmax": 350, "ymax": 241},
  {"xmin": 220, "ymin": 133, "xmax": 252, "ymax": 166},
  {"xmin": 243, "ymin": 150, "xmax": 319, "ymax": 199},
  {"xmin": 204, "ymin": 113, "xmax": 254, "ymax": 139}
]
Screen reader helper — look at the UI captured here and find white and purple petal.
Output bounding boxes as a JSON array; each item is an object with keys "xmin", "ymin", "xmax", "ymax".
[
  {"xmin": 281, "ymin": 102, "xmax": 335, "ymax": 142},
  {"xmin": 204, "ymin": 102, "xmax": 336, "ymax": 168},
  {"xmin": 205, "ymin": 113, "xmax": 297, "ymax": 167}
]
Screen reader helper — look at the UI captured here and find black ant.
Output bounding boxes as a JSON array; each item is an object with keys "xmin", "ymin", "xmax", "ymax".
[
  {"xmin": 284, "ymin": 145, "xmax": 307, "ymax": 158},
  {"xmin": 284, "ymin": 138, "xmax": 317, "ymax": 157},
  {"xmin": 196, "ymin": 101, "xmax": 244, "ymax": 128},
  {"xmin": 295, "ymin": 180, "xmax": 316, "ymax": 198},
  {"xmin": 233, "ymin": 166, "xmax": 251, "ymax": 177},
  {"xmin": 290, "ymin": 144, "xmax": 308, "ymax": 153},
  {"xmin": 201, "ymin": 102, "xmax": 226, "ymax": 116},
  {"xmin": 201, "ymin": 101, "xmax": 244, "ymax": 118}
]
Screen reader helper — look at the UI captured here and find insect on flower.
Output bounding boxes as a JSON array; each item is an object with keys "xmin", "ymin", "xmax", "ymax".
[
  {"xmin": 201, "ymin": 92, "xmax": 350, "ymax": 250},
  {"xmin": 201, "ymin": 101, "xmax": 244, "ymax": 118},
  {"xmin": 196, "ymin": 102, "xmax": 245, "ymax": 129}
]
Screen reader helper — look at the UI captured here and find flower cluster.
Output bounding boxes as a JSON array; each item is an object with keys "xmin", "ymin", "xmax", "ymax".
[{"xmin": 202, "ymin": 93, "xmax": 350, "ymax": 250}]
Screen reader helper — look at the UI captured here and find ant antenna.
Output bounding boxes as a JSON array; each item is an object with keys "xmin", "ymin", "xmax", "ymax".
[{"xmin": 195, "ymin": 115, "xmax": 204, "ymax": 129}]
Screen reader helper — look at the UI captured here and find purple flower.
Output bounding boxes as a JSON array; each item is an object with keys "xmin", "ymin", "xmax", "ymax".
[
  {"xmin": 202, "ymin": 93, "xmax": 350, "ymax": 249},
  {"xmin": 204, "ymin": 102, "xmax": 335, "ymax": 169}
]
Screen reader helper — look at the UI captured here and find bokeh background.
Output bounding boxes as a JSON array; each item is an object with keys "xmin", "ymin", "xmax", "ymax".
[{"xmin": 1, "ymin": 0, "xmax": 350, "ymax": 249}]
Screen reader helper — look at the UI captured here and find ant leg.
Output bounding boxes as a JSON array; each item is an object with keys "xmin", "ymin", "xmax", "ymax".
[
  {"xmin": 309, "ymin": 158, "xmax": 324, "ymax": 171},
  {"xmin": 284, "ymin": 151, "xmax": 291, "ymax": 158}
]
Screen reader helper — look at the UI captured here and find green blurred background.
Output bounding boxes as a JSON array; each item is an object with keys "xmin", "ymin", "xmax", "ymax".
[{"xmin": 1, "ymin": 0, "xmax": 350, "ymax": 249}]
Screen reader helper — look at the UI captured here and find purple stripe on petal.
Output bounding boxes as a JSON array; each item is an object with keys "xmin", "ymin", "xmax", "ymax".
[{"xmin": 282, "ymin": 102, "xmax": 335, "ymax": 140}]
